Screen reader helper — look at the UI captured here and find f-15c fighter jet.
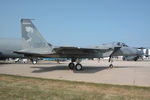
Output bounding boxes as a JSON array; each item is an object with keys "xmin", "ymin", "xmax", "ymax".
[{"xmin": 14, "ymin": 19, "xmax": 143, "ymax": 71}]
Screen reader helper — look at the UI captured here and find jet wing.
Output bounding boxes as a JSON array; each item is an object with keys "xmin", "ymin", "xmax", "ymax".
[{"xmin": 54, "ymin": 46, "xmax": 113, "ymax": 54}]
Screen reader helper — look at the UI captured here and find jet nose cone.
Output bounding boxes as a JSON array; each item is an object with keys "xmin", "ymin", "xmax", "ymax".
[{"xmin": 120, "ymin": 47, "xmax": 141, "ymax": 56}]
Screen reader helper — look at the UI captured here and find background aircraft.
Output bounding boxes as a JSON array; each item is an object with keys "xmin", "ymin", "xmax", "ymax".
[
  {"xmin": 0, "ymin": 38, "xmax": 53, "ymax": 63},
  {"xmin": 123, "ymin": 47, "xmax": 149, "ymax": 61},
  {"xmin": 14, "ymin": 19, "xmax": 143, "ymax": 71},
  {"xmin": 0, "ymin": 38, "xmax": 23, "ymax": 60}
]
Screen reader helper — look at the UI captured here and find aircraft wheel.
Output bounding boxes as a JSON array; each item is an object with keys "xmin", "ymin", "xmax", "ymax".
[
  {"xmin": 109, "ymin": 64, "xmax": 113, "ymax": 68},
  {"xmin": 68, "ymin": 63, "xmax": 75, "ymax": 69},
  {"xmin": 32, "ymin": 60, "xmax": 37, "ymax": 64},
  {"xmin": 75, "ymin": 64, "xmax": 82, "ymax": 71}
]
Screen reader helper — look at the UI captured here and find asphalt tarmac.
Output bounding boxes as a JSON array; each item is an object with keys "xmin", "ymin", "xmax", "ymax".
[{"xmin": 0, "ymin": 60, "xmax": 150, "ymax": 86}]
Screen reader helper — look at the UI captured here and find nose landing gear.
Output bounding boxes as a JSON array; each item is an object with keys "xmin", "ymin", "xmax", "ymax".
[
  {"xmin": 109, "ymin": 56, "xmax": 114, "ymax": 69},
  {"xmin": 109, "ymin": 64, "xmax": 113, "ymax": 68}
]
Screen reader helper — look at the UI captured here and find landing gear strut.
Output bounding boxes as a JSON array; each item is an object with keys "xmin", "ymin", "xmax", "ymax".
[{"xmin": 68, "ymin": 58, "xmax": 82, "ymax": 71}]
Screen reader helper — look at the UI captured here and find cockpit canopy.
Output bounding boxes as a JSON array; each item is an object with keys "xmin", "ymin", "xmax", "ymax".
[{"xmin": 115, "ymin": 42, "xmax": 128, "ymax": 47}]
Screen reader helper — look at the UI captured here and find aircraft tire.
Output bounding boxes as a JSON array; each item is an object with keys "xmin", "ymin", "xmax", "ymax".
[
  {"xmin": 109, "ymin": 64, "xmax": 113, "ymax": 68},
  {"xmin": 32, "ymin": 60, "xmax": 37, "ymax": 64},
  {"xmin": 75, "ymin": 64, "xmax": 82, "ymax": 71},
  {"xmin": 68, "ymin": 63, "xmax": 75, "ymax": 69}
]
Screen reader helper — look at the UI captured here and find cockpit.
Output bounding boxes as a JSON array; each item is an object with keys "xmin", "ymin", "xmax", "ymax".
[{"xmin": 115, "ymin": 42, "xmax": 128, "ymax": 47}]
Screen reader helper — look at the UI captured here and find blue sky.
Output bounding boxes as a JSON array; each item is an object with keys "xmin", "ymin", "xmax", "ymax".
[{"xmin": 0, "ymin": 0, "xmax": 150, "ymax": 47}]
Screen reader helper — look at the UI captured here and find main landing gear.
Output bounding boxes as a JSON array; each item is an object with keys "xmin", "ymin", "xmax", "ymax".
[{"xmin": 68, "ymin": 58, "xmax": 82, "ymax": 71}]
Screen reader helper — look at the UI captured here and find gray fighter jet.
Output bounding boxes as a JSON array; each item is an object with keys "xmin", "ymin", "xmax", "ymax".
[{"xmin": 14, "ymin": 19, "xmax": 142, "ymax": 70}]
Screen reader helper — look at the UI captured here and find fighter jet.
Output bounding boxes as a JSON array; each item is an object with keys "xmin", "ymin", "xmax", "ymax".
[{"xmin": 14, "ymin": 19, "xmax": 143, "ymax": 71}]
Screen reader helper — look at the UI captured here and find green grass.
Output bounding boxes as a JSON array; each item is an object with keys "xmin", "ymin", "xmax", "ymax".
[{"xmin": 0, "ymin": 74, "xmax": 150, "ymax": 100}]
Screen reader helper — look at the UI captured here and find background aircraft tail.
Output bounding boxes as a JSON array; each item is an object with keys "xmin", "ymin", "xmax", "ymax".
[{"xmin": 21, "ymin": 19, "xmax": 52, "ymax": 54}]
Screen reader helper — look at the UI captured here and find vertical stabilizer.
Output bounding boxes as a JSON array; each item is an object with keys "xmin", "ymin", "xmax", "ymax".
[{"xmin": 21, "ymin": 19, "xmax": 52, "ymax": 53}]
